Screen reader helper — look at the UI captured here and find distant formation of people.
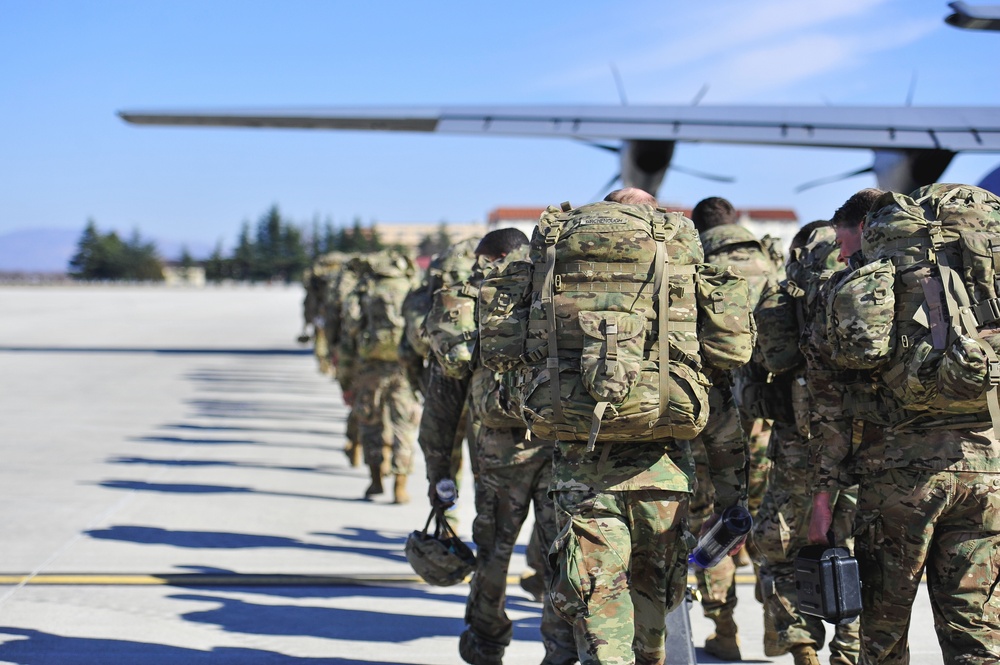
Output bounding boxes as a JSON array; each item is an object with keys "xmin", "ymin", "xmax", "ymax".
[{"xmin": 299, "ymin": 184, "xmax": 1000, "ymax": 665}]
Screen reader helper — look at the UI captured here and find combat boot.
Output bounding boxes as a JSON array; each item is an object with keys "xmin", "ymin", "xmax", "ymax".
[
  {"xmin": 704, "ymin": 613, "xmax": 741, "ymax": 661},
  {"xmin": 364, "ymin": 463, "xmax": 383, "ymax": 498},
  {"xmin": 393, "ymin": 474, "xmax": 410, "ymax": 504},
  {"xmin": 791, "ymin": 644, "xmax": 821, "ymax": 665},
  {"xmin": 459, "ymin": 629, "xmax": 504, "ymax": 665}
]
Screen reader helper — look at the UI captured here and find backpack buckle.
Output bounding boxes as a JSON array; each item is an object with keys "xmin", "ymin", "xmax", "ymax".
[
  {"xmin": 989, "ymin": 360, "xmax": 1000, "ymax": 386},
  {"xmin": 651, "ymin": 219, "xmax": 667, "ymax": 241},
  {"xmin": 554, "ymin": 274, "xmax": 563, "ymax": 291}
]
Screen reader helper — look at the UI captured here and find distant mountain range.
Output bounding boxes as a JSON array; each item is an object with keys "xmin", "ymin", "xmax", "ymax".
[{"xmin": 0, "ymin": 228, "xmax": 214, "ymax": 273}]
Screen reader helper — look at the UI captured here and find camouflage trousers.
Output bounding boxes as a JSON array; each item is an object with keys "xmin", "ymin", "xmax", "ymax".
[
  {"xmin": 550, "ymin": 488, "xmax": 690, "ymax": 665},
  {"xmin": 465, "ymin": 445, "xmax": 576, "ymax": 665},
  {"xmin": 689, "ymin": 410, "xmax": 771, "ymax": 625},
  {"xmin": 313, "ymin": 327, "xmax": 331, "ymax": 374},
  {"xmin": 752, "ymin": 462, "xmax": 860, "ymax": 660},
  {"xmin": 854, "ymin": 468, "xmax": 1000, "ymax": 664},
  {"xmin": 351, "ymin": 363, "xmax": 420, "ymax": 475}
]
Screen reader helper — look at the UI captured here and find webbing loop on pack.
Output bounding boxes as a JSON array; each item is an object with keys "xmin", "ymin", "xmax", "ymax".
[
  {"xmin": 604, "ymin": 320, "xmax": 618, "ymax": 376},
  {"xmin": 655, "ymin": 236, "xmax": 670, "ymax": 433}
]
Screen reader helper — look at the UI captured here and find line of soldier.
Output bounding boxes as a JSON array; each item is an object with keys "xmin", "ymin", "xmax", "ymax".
[{"xmin": 299, "ymin": 183, "xmax": 999, "ymax": 665}]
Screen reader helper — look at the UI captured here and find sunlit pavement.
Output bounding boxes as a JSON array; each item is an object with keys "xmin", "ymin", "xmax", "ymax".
[{"xmin": 0, "ymin": 285, "xmax": 943, "ymax": 664}]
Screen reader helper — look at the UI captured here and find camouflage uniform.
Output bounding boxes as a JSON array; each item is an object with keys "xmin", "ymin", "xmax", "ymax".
[
  {"xmin": 420, "ymin": 363, "xmax": 576, "ymax": 665},
  {"xmin": 817, "ymin": 420, "xmax": 1000, "ymax": 663},
  {"xmin": 817, "ymin": 184, "xmax": 1000, "ymax": 664},
  {"xmin": 327, "ymin": 256, "xmax": 366, "ymax": 467},
  {"xmin": 813, "ymin": 188, "xmax": 1000, "ymax": 662},
  {"xmin": 548, "ymin": 434, "xmax": 747, "ymax": 665},
  {"xmin": 753, "ymin": 227, "xmax": 861, "ymax": 662},
  {"xmin": 687, "ymin": 380, "xmax": 762, "ymax": 649},
  {"xmin": 337, "ymin": 252, "xmax": 421, "ymax": 500},
  {"xmin": 350, "ymin": 360, "xmax": 420, "ymax": 476},
  {"xmin": 302, "ymin": 254, "xmax": 345, "ymax": 375},
  {"xmin": 690, "ymin": 224, "xmax": 781, "ymax": 656}
]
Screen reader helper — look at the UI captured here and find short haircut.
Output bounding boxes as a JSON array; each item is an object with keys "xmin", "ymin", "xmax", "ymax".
[
  {"xmin": 475, "ymin": 227, "xmax": 529, "ymax": 259},
  {"xmin": 832, "ymin": 188, "xmax": 884, "ymax": 229},
  {"xmin": 604, "ymin": 187, "xmax": 657, "ymax": 205},
  {"xmin": 790, "ymin": 220, "xmax": 831, "ymax": 252},
  {"xmin": 691, "ymin": 197, "xmax": 737, "ymax": 233}
]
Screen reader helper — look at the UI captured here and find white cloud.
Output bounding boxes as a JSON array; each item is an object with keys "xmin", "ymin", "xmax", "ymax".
[{"xmin": 530, "ymin": 0, "xmax": 937, "ymax": 102}]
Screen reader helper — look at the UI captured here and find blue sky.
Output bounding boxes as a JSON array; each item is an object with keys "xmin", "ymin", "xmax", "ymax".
[{"xmin": 2, "ymin": 0, "xmax": 998, "ymax": 257}]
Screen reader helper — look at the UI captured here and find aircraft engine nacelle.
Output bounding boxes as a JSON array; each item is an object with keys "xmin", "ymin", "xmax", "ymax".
[
  {"xmin": 872, "ymin": 148, "xmax": 956, "ymax": 194},
  {"xmin": 621, "ymin": 140, "xmax": 675, "ymax": 196}
]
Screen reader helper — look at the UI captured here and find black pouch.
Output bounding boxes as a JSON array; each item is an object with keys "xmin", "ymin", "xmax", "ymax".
[{"xmin": 794, "ymin": 545, "xmax": 862, "ymax": 624}]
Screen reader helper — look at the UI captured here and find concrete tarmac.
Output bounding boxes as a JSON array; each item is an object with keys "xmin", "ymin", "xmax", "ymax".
[{"xmin": 0, "ymin": 285, "xmax": 946, "ymax": 664}]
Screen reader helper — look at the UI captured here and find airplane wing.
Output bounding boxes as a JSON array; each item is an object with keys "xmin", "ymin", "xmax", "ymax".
[{"xmin": 118, "ymin": 105, "xmax": 1000, "ymax": 152}]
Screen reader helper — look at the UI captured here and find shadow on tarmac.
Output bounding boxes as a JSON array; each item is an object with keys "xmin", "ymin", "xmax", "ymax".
[
  {"xmin": 187, "ymin": 398, "xmax": 337, "ymax": 422},
  {"xmin": 0, "ymin": 346, "xmax": 311, "ymax": 356},
  {"xmin": 0, "ymin": 627, "xmax": 400, "ymax": 664},
  {"xmin": 85, "ymin": 526, "xmax": 410, "ymax": 564},
  {"xmin": 172, "ymin": 592, "xmax": 544, "ymax": 643},
  {"xmin": 133, "ymin": 435, "xmax": 262, "ymax": 445},
  {"xmin": 108, "ymin": 455, "xmax": 364, "ymax": 478},
  {"xmin": 97, "ymin": 479, "xmax": 365, "ymax": 504},
  {"xmin": 166, "ymin": 422, "xmax": 342, "ymax": 438}
]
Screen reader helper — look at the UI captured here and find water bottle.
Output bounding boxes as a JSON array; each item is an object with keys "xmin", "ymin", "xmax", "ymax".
[
  {"xmin": 435, "ymin": 479, "xmax": 457, "ymax": 507},
  {"xmin": 689, "ymin": 504, "xmax": 752, "ymax": 568}
]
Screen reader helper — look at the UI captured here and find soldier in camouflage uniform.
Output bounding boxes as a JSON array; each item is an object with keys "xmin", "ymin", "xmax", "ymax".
[
  {"xmin": 810, "ymin": 189, "xmax": 1000, "ymax": 664},
  {"xmin": 419, "ymin": 228, "xmax": 576, "ymax": 665},
  {"xmin": 753, "ymin": 220, "xmax": 861, "ymax": 665},
  {"xmin": 326, "ymin": 255, "xmax": 365, "ymax": 467},
  {"xmin": 301, "ymin": 253, "xmax": 346, "ymax": 375},
  {"xmin": 688, "ymin": 196, "xmax": 778, "ymax": 660},
  {"xmin": 544, "ymin": 189, "xmax": 749, "ymax": 665},
  {"xmin": 338, "ymin": 250, "xmax": 421, "ymax": 504}
]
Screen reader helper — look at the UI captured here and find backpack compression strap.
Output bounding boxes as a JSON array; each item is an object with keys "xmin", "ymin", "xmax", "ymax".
[
  {"xmin": 542, "ymin": 202, "xmax": 571, "ymax": 426},
  {"xmin": 928, "ymin": 221, "xmax": 1000, "ymax": 433}
]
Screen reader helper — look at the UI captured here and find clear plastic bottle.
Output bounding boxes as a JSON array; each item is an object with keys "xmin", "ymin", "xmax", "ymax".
[{"xmin": 689, "ymin": 504, "xmax": 752, "ymax": 568}]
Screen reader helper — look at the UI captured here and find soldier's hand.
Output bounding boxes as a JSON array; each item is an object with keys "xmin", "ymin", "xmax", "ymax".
[
  {"xmin": 342, "ymin": 390, "xmax": 354, "ymax": 406},
  {"xmin": 809, "ymin": 492, "xmax": 833, "ymax": 545}
]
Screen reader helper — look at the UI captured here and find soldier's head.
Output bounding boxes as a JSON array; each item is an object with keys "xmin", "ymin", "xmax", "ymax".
[
  {"xmin": 691, "ymin": 197, "xmax": 738, "ymax": 234},
  {"xmin": 475, "ymin": 227, "xmax": 529, "ymax": 261},
  {"xmin": 832, "ymin": 188, "xmax": 883, "ymax": 263},
  {"xmin": 604, "ymin": 187, "xmax": 657, "ymax": 206}
]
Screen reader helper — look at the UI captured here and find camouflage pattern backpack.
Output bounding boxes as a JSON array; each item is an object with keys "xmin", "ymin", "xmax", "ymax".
[
  {"xmin": 353, "ymin": 251, "xmax": 417, "ymax": 363},
  {"xmin": 834, "ymin": 183, "xmax": 1000, "ymax": 430},
  {"xmin": 701, "ymin": 224, "xmax": 783, "ymax": 307},
  {"xmin": 754, "ymin": 225, "xmax": 841, "ymax": 376},
  {"xmin": 479, "ymin": 201, "xmax": 754, "ymax": 450},
  {"xmin": 401, "ymin": 238, "xmax": 481, "ymax": 361},
  {"xmin": 421, "ymin": 242, "xmax": 489, "ymax": 379}
]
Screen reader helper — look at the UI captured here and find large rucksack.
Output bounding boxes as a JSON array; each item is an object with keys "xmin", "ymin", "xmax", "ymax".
[
  {"xmin": 423, "ymin": 246, "xmax": 526, "ymax": 428},
  {"xmin": 701, "ymin": 224, "xmax": 783, "ymax": 307},
  {"xmin": 754, "ymin": 225, "xmax": 841, "ymax": 376},
  {"xmin": 424, "ymin": 252, "xmax": 492, "ymax": 380},
  {"xmin": 353, "ymin": 252, "xmax": 417, "ymax": 363},
  {"xmin": 827, "ymin": 183, "xmax": 1000, "ymax": 430},
  {"xmin": 401, "ymin": 238, "xmax": 481, "ymax": 361},
  {"xmin": 479, "ymin": 201, "xmax": 755, "ymax": 450}
]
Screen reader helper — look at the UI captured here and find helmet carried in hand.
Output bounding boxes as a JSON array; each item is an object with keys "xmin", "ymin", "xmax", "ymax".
[{"xmin": 405, "ymin": 506, "xmax": 475, "ymax": 586}]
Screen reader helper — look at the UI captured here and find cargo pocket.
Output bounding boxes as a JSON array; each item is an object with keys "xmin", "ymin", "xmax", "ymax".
[
  {"xmin": 852, "ymin": 508, "xmax": 884, "ymax": 612},
  {"xmin": 547, "ymin": 518, "xmax": 590, "ymax": 623},
  {"xmin": 663, "ymin": 528, "xmax": 691, "ymax": 612},
  {"xmin": 578, "ymin": 310, "xmax": 645, "ymax": 405}
]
